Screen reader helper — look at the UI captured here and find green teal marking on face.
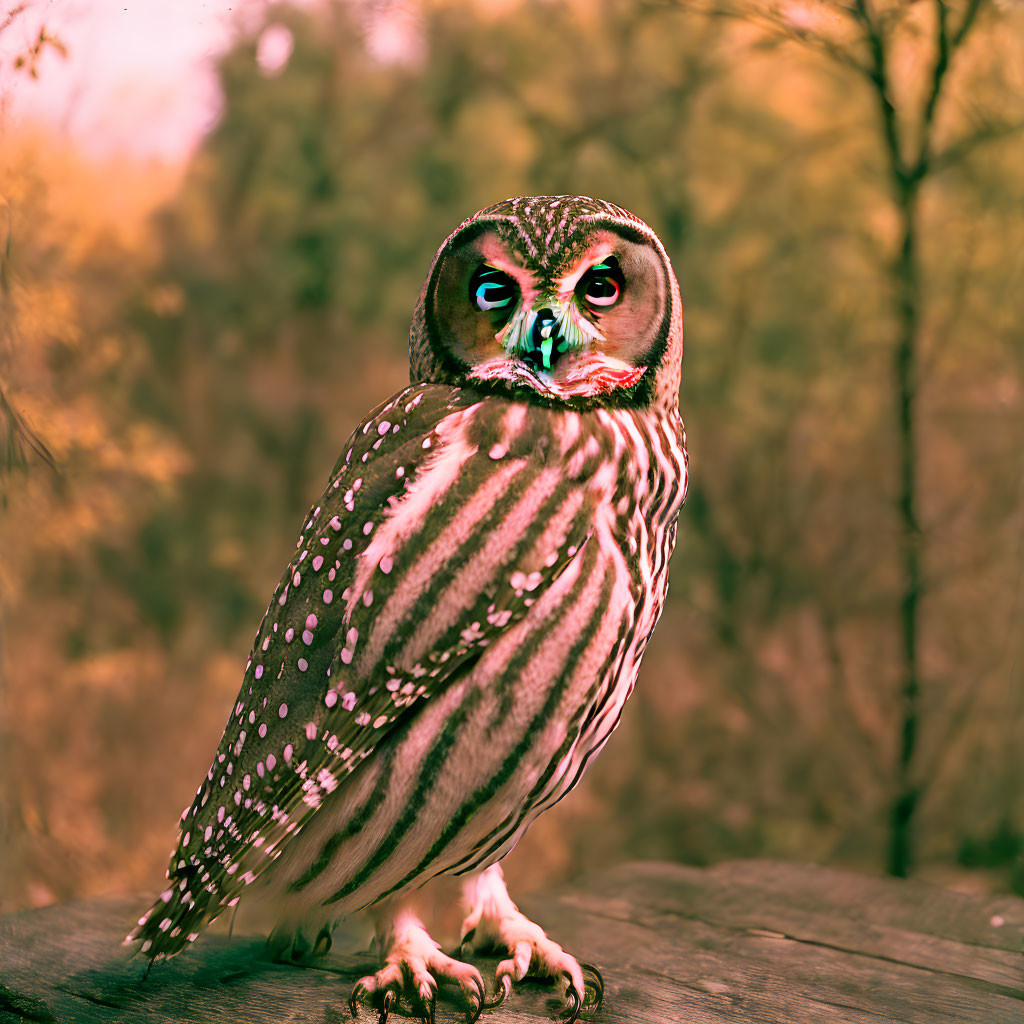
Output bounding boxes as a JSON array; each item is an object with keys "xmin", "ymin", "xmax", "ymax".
[{"xmin": 539, "ymin": 333, "xmax": 554, "ymax": 370}]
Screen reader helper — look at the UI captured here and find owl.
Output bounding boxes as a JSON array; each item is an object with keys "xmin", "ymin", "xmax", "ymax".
[{"xmin": 126, "ymin": 196, "xmax": 688, "ymax": 1023}]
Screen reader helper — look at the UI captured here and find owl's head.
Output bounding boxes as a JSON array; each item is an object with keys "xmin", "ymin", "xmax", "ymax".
[{"xmin": 410, "ymin": 196, "xmax": 682, "ymax": 411}]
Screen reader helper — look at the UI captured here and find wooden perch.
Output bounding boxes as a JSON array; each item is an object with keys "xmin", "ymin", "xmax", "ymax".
[{"xmin": 1, "ymin": 860, "xmax": 1022, "ymax": 1023}]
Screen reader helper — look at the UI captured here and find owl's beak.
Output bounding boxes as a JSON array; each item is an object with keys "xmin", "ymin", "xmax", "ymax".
[
  {"xmin": 498, "ymin": 297, "xmax": 603, "ymax": 375},
  {"xmin": 521, "ymin": 307, "xmax": 563, "ymax": 373}
]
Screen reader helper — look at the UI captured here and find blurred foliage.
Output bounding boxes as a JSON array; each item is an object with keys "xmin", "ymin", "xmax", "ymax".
[{"xmin": 1, "ymin": 0, "xmax": 1023, "ymax": 913}]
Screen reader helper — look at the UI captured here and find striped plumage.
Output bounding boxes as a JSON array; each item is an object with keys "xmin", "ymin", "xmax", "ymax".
[{"xmin": 127, "ymin": 196, "xmax": 687, "ymax": 1020}]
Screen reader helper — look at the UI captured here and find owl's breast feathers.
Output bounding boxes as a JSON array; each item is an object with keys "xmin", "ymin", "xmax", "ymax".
[{"xmin": 126, "ymin": 384, "xmax": 687, "ymax": 959}]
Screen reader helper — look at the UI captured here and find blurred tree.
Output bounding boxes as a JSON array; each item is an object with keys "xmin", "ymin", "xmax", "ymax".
[
  {"xmin": 0, "ymin": 3, "xmax": 66, "ymax": 80},
  {"xmin": 0, "ymin": 2, "xmax": 62, "ymax": 478},
  {"xmin": 665, "ymin": 0, "xmax": 1024, "ymax": 878}
]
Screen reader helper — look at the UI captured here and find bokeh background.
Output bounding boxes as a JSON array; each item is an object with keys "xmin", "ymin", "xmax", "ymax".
[{"xmin": 1, "ymin": 0, "xmax": 1022, "ymax": 916}]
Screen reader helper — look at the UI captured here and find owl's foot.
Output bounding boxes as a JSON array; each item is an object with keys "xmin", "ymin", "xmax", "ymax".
[
  {"xmin": 460, "ymin": 865, "xmax": 603, "ymax": 1024},
  {"xmin": 349, "ymin": 909, "xmax": 484, "ymax": 1024},
  {"xmin": 268, "ymin": 920, "xmax": 335, "ymax": 964}
]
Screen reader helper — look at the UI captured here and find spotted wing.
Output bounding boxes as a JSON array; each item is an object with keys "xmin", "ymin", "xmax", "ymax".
[{"xmin": 128, "ymin": 383, "xmax": 595, "ymax": 957}]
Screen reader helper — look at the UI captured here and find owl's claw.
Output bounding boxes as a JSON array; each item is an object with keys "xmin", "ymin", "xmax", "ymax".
[
  {"xmin": 580, "ymin": 963, "xmax": 604, "ymax": 1011},
  {"xmin": 349, "ymin": 982, "xmax": 397, "ymax": 1024},
  {"xmin": 558, "ymin": 964, "xmax": 604, "ymax": 1022},
  {"xmin": 349, "ymin": 979, "xmax": 369, "ymax": 1017},
  {"xmin": 559, "ymin": 973, "xmax": 583, "ymax": 1024},
  {"xmin": 350, "ymin": 912, "xmax": 483, "ymax": 1023},
  {"xmin": 464, "ymin": 990, "xmax": 483, "ymax": 1024},
  {"xmin": 377, "ymin": 988, "xmax": 395, "ymax": 1024},
  {"xmin": 460, "ymin": 866, "xmax": 601, "ymax": 1021},
  {"xmin": 557, "ymin": 962, "xmax": 604, "ymax": 1022},
  {"xmin": 419, "ymin": 987, "xmax": 435, "ymax": 1024},
  {"xmin": 462, "ymin": 970, "xmax": 485, "ymax": 1023},
  {"xmin": 482, "ymin": 970, "xmax": 513, "ymax": 1010}
]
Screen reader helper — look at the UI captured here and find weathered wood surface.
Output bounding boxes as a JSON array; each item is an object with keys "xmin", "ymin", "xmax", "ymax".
[{"xmin": 1, "ymin": 860, "xmax": 1022, "ymax": 1024}]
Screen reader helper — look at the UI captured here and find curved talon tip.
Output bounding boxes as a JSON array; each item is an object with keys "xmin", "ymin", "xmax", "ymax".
[
  {"xmin": 559, "ymin": 987, "xmax": 583, "ymax": 1024},
  {"xmin": 483, "ymin": 972, "xmax": 513, "ymax": 1010},
  {"xmin": 349, "ymin": 982, "xmax": 366, "ymax": 1018},
  {"xmin": 377, "ymin": 988, "xmax": 395, "ymax": 1024},
  {"xmin": 558, "ymin": 971, "xmax": 584, "ymax": 1024},
  {"xmin": 462, "ymin": 970, "xmax": 486, "ymax": 1023},
  {"xmin": 579, "ymin": 962, "xmax": 605, "ymax": 1011}
]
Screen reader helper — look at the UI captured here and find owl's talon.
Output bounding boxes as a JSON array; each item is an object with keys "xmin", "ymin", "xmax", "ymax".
[
  {"xmin": 483, "ymin": 971, "xmax": 513, "ymax": 1010},
  {"xmin": 464, "ymin": 993, "xmax": 483, "ymax": 1024},
  {"xmin": 349, "ymin": 979, "xmax": 369, "ymax": 1017},
  {"xmin": 351, "ymin": 911, "xmax": 484, "ymax": 1024},
  {"xmin": 420, "ymin": 989, "xmax": 436, "ymax": 1024},
  {"xmin": 558, "ymin": 973, "xmax": 583, "ymax": 1024},
  {"xmin": 461, "ymin": 972, "xmax": 486, "ymax": 1018},
  {"xmin": 377, "ymin": 988, "xmax": 395, "ymax": 1024},
  {"xmin": 461, "ymin": 866, "xmax": 599, "ymax": 1017},
  {"xmin": 455, "ymin": 969, "xmax": 486, "ymax": 1024},
  {"xmin": 580, "ymin": 962, "xmax": 604, "ymax": 1010}
]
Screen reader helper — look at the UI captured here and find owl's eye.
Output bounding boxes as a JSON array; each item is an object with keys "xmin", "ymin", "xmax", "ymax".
[
  {"xmin": 470, "ymin": 265, "xmax": 517, "ymax": 313},
  {"xmin": 578, "ymin": 257, "xmax": 623, "ymax": 308}
]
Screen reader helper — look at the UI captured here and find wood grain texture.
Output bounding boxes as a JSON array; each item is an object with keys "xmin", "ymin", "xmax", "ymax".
[{"xmin": 1, "ymin": 861, "xmax": 1022, "ymax": 1024}]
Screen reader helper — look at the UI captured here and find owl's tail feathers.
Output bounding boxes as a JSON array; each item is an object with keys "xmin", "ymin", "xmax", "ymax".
[{"xmin": 124, "ymin": 875, "xmax": 231, "ymax": 962}]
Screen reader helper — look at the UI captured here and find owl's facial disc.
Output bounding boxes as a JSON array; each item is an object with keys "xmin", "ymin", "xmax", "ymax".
[{"xmin": 427, "ymin": 225, "xmax": 668, "ymax": 402}]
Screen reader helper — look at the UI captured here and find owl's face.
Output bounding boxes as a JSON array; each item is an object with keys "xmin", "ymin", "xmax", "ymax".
[{"xmin": 412, "ymin": 196, "xmax": 682, "ymax": 410}]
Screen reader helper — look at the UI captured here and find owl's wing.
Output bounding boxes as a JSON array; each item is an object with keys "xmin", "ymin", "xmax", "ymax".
[{"xmin": 128, "ymin": 383, "xmax": 596, "ymax": 958}]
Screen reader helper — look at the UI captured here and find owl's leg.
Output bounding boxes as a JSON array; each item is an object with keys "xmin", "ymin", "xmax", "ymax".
[
  {"xmin": 460, "ymin": 864, "xmax": 603, "ymax": 1023},
  {"xmin": 349, "ymin": 901, "xmax": 485, "ymax": 1024}
]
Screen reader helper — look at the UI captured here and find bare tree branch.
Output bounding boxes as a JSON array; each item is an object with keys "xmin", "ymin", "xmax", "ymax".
[
  {"xmin": 0, "ymin": 385, "xmax": 58, "ymax": 477},
  {"xmin": 951, "ymin": 0, "xmax": 984, "ymax": 47},
  {"xmin": 916, "ymin": 0, "xmax": 987, "ymax": 177},
  {"xmin": 851, "ymin": 0, "xmax": 911, "ymax": 188},
  {"xmin": 931, "ymin": 117, "xmax": 1024, "ymax": 171},
  {"xmin": 1, "ymin": 4, "xmax": 67, "ymax": 77},
  {"xmin": 660, "ymin": 0, "xmax": 873, "ymax": 77},
  {"xmin": 917, "ymin": 0, "xmax": 952, "ymax": 171}
]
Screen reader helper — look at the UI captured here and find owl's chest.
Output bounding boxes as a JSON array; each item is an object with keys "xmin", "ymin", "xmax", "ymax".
[
  {"xmin": 467, "ymin": 397, "xmax": 686, "ymax": 616},
  {"xmin": 584, "ymin": 407, "xmax": 687, "ymax": 592}
]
